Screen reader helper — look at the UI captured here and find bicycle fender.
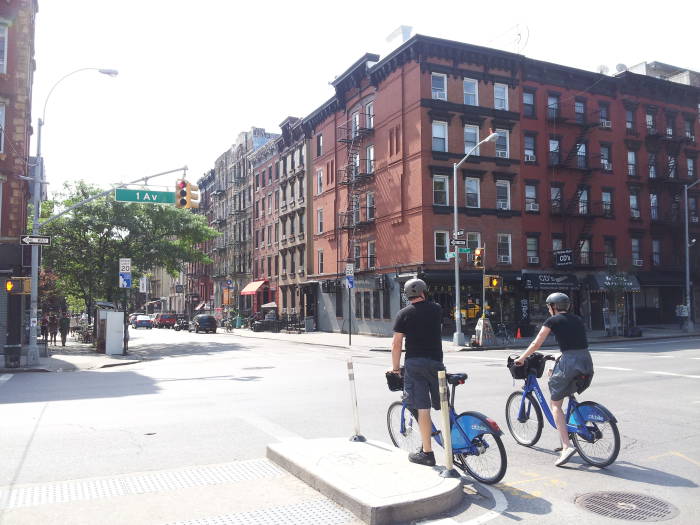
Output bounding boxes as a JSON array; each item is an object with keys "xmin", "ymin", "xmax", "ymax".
[
  {"xmin": 576, "ymin": 401, "xmax": 617, "ymax": 424},
  {"xmin": 454, "ymin": 411, "xmax": 504, "ymax": 444}
]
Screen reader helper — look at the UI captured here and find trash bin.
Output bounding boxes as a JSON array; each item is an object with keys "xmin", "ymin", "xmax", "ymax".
[
  {"xmin": 4, "ymin": 344, "xmax": 21, "ymax": 368},
  {"xmin": 304, "ymin": 316, "xmax": 315, "ymax": 332},
  {"xmin": 235, "ymin": 316, "xmax": 242, "ymax": 329}
]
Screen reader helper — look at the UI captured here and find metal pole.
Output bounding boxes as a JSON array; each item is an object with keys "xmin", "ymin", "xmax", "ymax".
[
  {"xmin": 452, "ymin": 160, "xmax": 464, "ymax": 346},
  {"xmin": 437, "ymin": 370, "xmax": 459, "ymax": 478},
  {"xmin": 123, "ymin": 288, "xmax": 128, "ymax": 355},
  {"xmin": 684, "ymin": 181, "xmax": 698, "ymax": 332},
  {"xmin": 347, "ymin": 359, "xmax": 366, "ymax": 442},
  {"xmin": 348, "ymin": 286, "xmax": 352, "ymax": 346},
  {"xmin": 27, "ymin": 120, "xmax": 43, "ymax": 365}
]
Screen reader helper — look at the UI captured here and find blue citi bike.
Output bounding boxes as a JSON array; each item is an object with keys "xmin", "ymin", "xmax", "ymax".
[
  {"xmin": 386, "ymin": 370, "xmax": 507, "ymax": 484},
  {"xmin": 505, "ymin": 352, "xmax": 620, "ymax": 467}
]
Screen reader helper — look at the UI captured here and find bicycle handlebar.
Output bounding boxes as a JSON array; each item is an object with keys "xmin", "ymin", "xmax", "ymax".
[{"xmin": 544, "ymin": 355, "xmax": 557, "ymax": 361}]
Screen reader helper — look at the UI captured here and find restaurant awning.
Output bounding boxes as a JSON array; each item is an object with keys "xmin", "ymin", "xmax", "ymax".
[
  {"xmin": 240, "ymin": 280, "xmax": 267, "ymax": 295},
  {"xmin": 586, "ymin": 272, "xmax": 641, "ymax": 292},
  {"xmin": 522, "ymin": 272, "xmax": 579, "ymax": 290}
]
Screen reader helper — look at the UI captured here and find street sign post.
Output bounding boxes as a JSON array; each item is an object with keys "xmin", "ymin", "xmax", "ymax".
[
  {"xmin": 446, "ymin": 252, "xmax": 456, "ymax": 259},
  {"xmin": 345, "ymin": 264, "xmax": 355, "ymax": 276},
  {"xmin": 454, "ymin": 230, "xmax": 465, "ymax": 237},
  {"xmin": 450, "ymin": 239, "xmax": 467, "ymax": 246},
  {"xmin": 115, "ymin": 188, "xmax": 176, "ymax": 204},
  {"xmin": 20, "ymin": 235, "xmax": 51, "ymax": 246},
  {"xmin": 346, "ymin": 275, "xmax": 355, "ymax": 288},
  {"xmin": 119, "ymin": 258, "xmax": 131, "ymax": 289}
]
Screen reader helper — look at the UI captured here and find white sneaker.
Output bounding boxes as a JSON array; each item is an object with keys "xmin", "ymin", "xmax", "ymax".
[{"xmin": 555, "ymin": 446, "xmax": 576, "ymax": 467}]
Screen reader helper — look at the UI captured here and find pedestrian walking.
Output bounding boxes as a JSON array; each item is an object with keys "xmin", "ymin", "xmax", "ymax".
[
  {"xmin": 48, "ymin": 313, "xmax": 59, "ymax": 346},
  {"xmin": 40, "ymin": 315, "xmax": 49, "ymax": 342},
  {"xmin": 59, "ymin": 312, "xmax": 71, "ymax": 347}
]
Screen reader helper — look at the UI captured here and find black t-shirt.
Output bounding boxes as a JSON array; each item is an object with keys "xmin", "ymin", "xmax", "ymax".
[
  {"xmin": 393, "ymin": 300, "xmax": 443, "ymax": 361},
  {"xmin": 543, "ymin": 312, "xmax": 588, "ymax": 351}
]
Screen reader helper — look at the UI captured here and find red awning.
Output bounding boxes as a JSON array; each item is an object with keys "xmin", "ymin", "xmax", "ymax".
[{"xmin": 240, "ymin": 280, "xmax": 267, "ymax": 295}]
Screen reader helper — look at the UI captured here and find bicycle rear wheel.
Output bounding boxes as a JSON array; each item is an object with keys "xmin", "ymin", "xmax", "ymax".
[
  {"xmin": 505, "ymin": 390, "xmax": 543, "ymax": 446},
  {"xmin": 571, "ymin": 402, "xmax": 620, "ymax": 467},
  {"xmin": 387, "ymin": 401, "xmax": 422, "ymax": 453},
  {"xmin": 454, "ymin": 432, "xmax": 507, "ymax": 485}
]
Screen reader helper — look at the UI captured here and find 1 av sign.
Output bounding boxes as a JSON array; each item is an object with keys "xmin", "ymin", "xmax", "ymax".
[{"xmin": 115, "ymin": 188, "xmax": 175, "ymax": 204}]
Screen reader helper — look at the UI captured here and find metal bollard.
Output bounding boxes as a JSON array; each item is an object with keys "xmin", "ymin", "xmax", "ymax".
[
  {"xmin": 438, "ymin": 370, "xmax": 460, "ymax": 478},
  {"xmin": 347, "ymin": 358, "xmax": 367, "ymax": 442}
]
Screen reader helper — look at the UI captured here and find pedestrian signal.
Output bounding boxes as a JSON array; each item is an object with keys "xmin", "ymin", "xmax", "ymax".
[{"xmin": 5, "ymin": 277, "xmax": 30, "ymax": 294}]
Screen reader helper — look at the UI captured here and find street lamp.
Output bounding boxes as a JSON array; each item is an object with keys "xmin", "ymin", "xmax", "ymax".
[
  {"xmin": 453, "ymin": 131, "xmax": 498, "ymax": 346},
  {"xmin": 27, "ymin": 68, "xmax": 118, "ymax": 365},
  {"xmin": 683, "ymin": 179, "xmax": 699, "ymax": 332}
]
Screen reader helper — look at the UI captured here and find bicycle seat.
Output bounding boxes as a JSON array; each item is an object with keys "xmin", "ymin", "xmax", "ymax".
[{"xmin": 446, "ymin": 373, "xmax": 468, "ymax": 385}]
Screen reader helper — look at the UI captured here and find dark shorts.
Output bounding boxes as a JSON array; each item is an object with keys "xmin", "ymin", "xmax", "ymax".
[
  {"xmin": 548, "ymin": 349, "xmax": 594, "ymax": 401},
  {"xmin": 403, "ymin": 357, "xmax": 445, "ymax": 411}
]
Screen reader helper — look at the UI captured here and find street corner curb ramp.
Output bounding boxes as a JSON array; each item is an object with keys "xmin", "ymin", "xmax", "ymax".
[{"xmin": 267, "ymin": 438, "xmax": 463, "ymax": 525}]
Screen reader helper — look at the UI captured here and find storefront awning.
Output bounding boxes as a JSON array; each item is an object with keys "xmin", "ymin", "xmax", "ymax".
[
  {"xmin": 586, "ymin": 272, "xmax": 641, "ymax": 292},
  {"xmin": 240, "ymin": 280, "xmax": 267, "ymax": 295},
  {"xmin": 522, "ymin": 272, "xmax": 579, "ymax": 290},
  {"xmin": 299, "ymin": 280, "xmax": 320, "ymax": 287},
  {"xmin": 635, "ymin": 271, "xmax": 684, "ymax": 287}
]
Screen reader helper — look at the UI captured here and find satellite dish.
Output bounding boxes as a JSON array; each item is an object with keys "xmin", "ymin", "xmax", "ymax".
[
  {"xmin": 598, "ymin": 65, "xmax": 609, "ymax": 75},
  {"xmin": 615, "ymin": 63, "xmax": 628, "ymax": 73}
]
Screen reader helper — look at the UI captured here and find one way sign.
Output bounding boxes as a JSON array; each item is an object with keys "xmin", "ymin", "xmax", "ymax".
[{"xmin": 20, "ymin": 235, "xmax": 51, "ymax": 246}]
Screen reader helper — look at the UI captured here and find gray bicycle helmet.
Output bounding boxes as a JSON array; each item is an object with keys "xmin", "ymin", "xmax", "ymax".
[
  {"xmin": 546, "ymin": 292, "xmax": 570, "ymax": 312},
  {"xmin": 404, "ymin": 278, "xmax": 427, "ymax": 299}
]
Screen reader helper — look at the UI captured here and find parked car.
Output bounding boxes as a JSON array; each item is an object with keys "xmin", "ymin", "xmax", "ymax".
[
  {"xmin": 132, "ymin": 315, "xmax": 153, "ymax": 329},
  {"xmin": 189, "ymin": 314, "xmax": 218, "ymax": 333},
  {"xmin": 153, "ymin": 313, "xmax": 177, "ymax": 328}
]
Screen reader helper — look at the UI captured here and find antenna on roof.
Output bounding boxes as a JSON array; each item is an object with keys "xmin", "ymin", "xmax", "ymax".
[
  {"xmin": 386, "ymin": 25, "xmax": 413, "ymax": 44},
  {"xmin": 598, "ymin": 65, "xmax": 609, "ymax": 75},
  {"xmin": 616, "ymin": 63, "xmax": 628, "ymax": 73}
]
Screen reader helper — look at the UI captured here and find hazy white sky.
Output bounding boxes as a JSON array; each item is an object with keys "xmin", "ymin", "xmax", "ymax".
[{"xmin": 33, "ymin": 0, "xmax": 699, "ymax": 195}]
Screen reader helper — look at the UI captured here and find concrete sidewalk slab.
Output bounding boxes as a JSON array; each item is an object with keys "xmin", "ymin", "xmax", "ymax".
[{"xmin": 267, "ymin": 438, "xmax": 463, "ymax": 525}]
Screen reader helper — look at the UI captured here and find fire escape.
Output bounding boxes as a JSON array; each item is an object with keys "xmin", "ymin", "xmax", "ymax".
[{"xmin": 336, "ymin": 111, "xmax": 375, "ymax": 271}]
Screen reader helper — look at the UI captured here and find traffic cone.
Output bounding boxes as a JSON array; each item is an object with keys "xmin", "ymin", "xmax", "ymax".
[{"xmin": 516, "ymin": 327, "xmax": 522, "ymax": 339}]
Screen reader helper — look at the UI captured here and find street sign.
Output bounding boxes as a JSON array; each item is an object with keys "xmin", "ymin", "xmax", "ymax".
[
  {"xmin": 20, "ymin": 235, "xmax": 51, "ymax": 246},
  {"xmin": 175, "ymin": 284, "xmax": 184, "ymax": 293},
  {"xmin": 345, "ymin": 264, "xmax": 355, "ymax": 276},
  {"xmin": 454, "ymin": 230, "xmax": 465, "ymax": 237},
  {"xmin": 346, "ymin": 275, "xmax": 355, "ymax": 288},
  {"xmin": 450, "ymin": 239, "xmax": 466, "ymax": 246},
  {"xmin": 458, "ymin": 247, "xmax": 471, "ymax": 253},
  {"xmin": 115, "ymin": 188, "xmax": 176, "ymax": 204},
  {"xmin": 119, "ymin": 272, "xmax": 132, "ymax": 288},
  {"xmin": 446, "ymin": 252, "xmax": 456, "ymax": 259},
  {"xmin": 226, "ymin": 279, "xmax": 232, "ymax": 286},
  {"xmin": 554, "ymin": 249, "xmax": 574, "ymax": 267},
  {"xmin": 139, "ymin": 276, "xmax": 148, "ymax": 293},
  {"xmin": 119, "ymin": 258, "xmax": 131, "ymax": 273}
]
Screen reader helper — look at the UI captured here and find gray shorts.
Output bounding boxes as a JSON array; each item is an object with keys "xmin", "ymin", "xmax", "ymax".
[
  {"xmin": 403, "ymin": 357, "xmax": 445, "ymax": 411},
  {"xmin": 548, "ymin": 349, "xmax": 594, "ymax": 401}
]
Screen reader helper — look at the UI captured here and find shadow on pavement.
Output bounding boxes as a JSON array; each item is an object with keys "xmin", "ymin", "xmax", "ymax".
[
  {"xmin": 120, "ymin": 340, "xmax": 252, "ymax": 361},
  {"xmin": 577, "ymin": 460, "xmax": 698, "ymax": 488}
]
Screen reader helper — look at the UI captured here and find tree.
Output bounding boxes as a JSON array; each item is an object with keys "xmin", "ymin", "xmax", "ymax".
[{"xmin": 40, "ymin": 181, "xmax": 218, "ymax": 314}]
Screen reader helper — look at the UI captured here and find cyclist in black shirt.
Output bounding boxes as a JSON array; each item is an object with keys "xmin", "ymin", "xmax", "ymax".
[
  {"xmin": 388, "ymin": 278, "xmax": 444, "ymax": 466},
  {"xmin": 514, "ymin": 292, "xmax": 594, "ymax": 466}
]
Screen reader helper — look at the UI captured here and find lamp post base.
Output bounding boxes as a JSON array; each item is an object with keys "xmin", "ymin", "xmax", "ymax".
[{"xmin": 453, "ymin": 332, "xmax": 465, "ymax": 346}]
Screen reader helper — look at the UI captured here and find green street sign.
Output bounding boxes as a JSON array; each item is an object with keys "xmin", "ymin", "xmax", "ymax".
[
  {"xmin": 446, "ymin": 252, "xmax": 456, "ymax": 259},
  {"xmin": 458, "ymin": 248, "xmax": 471, "ymax": 253},
  {"xmin": 115, "ymin": 188, "xmax": 175, "ymax": 204}
]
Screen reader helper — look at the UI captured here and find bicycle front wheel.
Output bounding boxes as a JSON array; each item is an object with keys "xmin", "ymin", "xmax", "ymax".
[
  {"xmin": 454, "ymin": 432, "xmax": 507, "ymax": 485},
  {"xmin": 571, "ymin": 402, "xmax": 620, "ymax": 467},
  {"xmin": 505, "ymin": 390, "xmax": 543, "ymax": 446},
  {"xmin": 387, "ymin": 401, "xmax": 422, "ymax": 453}
]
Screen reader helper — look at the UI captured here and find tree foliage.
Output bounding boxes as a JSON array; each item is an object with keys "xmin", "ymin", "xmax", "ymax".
[{"xmin": 41, "ymin": 181, "xmax": 218, "ymax": 311}]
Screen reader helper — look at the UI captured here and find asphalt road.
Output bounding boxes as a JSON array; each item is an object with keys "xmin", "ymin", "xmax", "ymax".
[{"xmin": 1, "ymin": 328, "xmax": 699, "ymax": 524}]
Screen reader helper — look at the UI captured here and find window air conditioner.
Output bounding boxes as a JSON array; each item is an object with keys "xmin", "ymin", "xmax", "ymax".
[
  {"xmin": 496, "ymin": 150, "xmax": 508, "ymax": 158},
  {"xmin": 633, "ymin": 259, "xmax": 644, "ymax": 267},
  {"xmin": 524, "ymin": 154, "xmax": 536, "ymax": 162},
  {"xmin": 498, "ymin": 255, "xmax": 511, "ymax": 263},
  {"xmin": 605, "ymin": 257, "xmax": 618, "ymax": 265},
  {"xmin": 631, "ymin": 209, "xmax": 641, "ymax": 218},
  {"xmin": 600, "ymin": 119, "xmax": 612, "ymax": 128},
  {"xmin": 527, "ymin": 256, "xmax": 540, "ymax": 264},
  {"xmin": 526, "ymin": 202, "xmax": 540, "ymax": 212},
  {"xmin": 497, "ymin": 200, "xmax": 509, "ymax": 210},
  {"xmin": 601, "ymin": 161, "xmax": 612, "ymax": 171}
]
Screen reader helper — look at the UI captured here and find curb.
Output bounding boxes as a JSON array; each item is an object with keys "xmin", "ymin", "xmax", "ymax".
[
  {"xmin": 0, "ymin": 368, "xmax": 51, "ymax": 373},
  {"xmin": 477, "ymin": 332, "xmax": 700, "ymax": 351}
]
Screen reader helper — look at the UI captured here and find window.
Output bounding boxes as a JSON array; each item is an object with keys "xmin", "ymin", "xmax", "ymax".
[
  {"xmin": 547, "ymin": 94, "xmax": 560, "ymax": 119},
  {"xmin": 496, "ymin": 180, "xmax": 510, "ymax": 209},
  {"xmin": 549, "ymin": 138, "xmax": 561, "ymax": 165},
  {"xmin": 600, "ymin": 145, "xmax": 611, "ymax": 170},
  {"xmin": 652, "ymin": 239, "xmax": 662, "ymax": 266},
  {"xmin": 316, "ymin": 134, "xmax": 323, "ymax": 157},
  {"xmin": 527, "ymin": 237, "xmax": 539, "ymax": 260},
  {"xmin": 626, "ymin": 109, "xmax": 635, "ymax": 130},
  {"xmin": 602, "ymin": 190, "xmax": 613, "ymax": 215},
  {"xmin": 463, "ymin": 78, "xmax": 478, "ymax": 105},
  {"xmin": 464, "ymin": 125, "xmax": 479, "ymax": 154},
  {"xmin": 433, "ymin": 175, "xmax": 449, "ymax": 205},
  {"xmin": 368, "ymin": 241, "xmax": 376, "ymax": 268},
  {"xmin": 648, "ymin": 152, "xmax": 657, "ymax": 178},
  {"xmin": 579, "ymin": 239, "xmax": 591, "ymax": 264},
  {"xmin": 355, "ymin": 291, "xmax": 362, "ymax": 319},
  {"xmin": 0, "ymin": 25, "xmax": 7, "ymax": 74},
  {"xmin": 318, "ymin": 250, "xmax": 324, "ymax": 273},
  {"xmin": 603, "ymin": 238, "xmax": 616, "ymax": 264},
  {"xmin": 466, "ymin": 232, "xmax": 481, "ymax": 253},
  {"xmin": 353, "ymin": 244, "xmax": 361, "ymax": 269},
  {"xmin": 665, "ymin": 115, "xmax": 675, "ymax": 137},
  {"xmin": 650, "ymin": 192, "xmax": 659, "ymax": 220},
  {"xmin": 365, "ymin": 102, "xmax": 374, "ymax": 129},
  {"xmin": 352, "ymin": 195, "xmax": 360, "ymax": 224},
  {"xmin": 497, "ymin": 234, "xmax": 511, "ymax": 263},
  {"xmin": 685, "ymin": 119, "xmax": 695, "ymax": 139},
  {"xmin": 495, "ymin": 129, "xmax": 509, "ymax": 157},
  {"xmin": 599, "ymin": 103, "xmax": 610, "ymax": 124},
  {"xmin": 275, "ymin": 223, "xmax": 279, "ymax": 241},
  {"xmin": 435, "ymin": 231, "xmax": 449, "ymax": 261},
  {"xmin": 316, "ymin": 169, "xmax": 323, "ymax": 194},
  {"xmin": 255, "ymin": 173, "xmax": 260, "ymax": 190},
  {"xmin": 629, "ymin": 189, "xmax": 640, "ymax": 218},
  {"xmin": 523, "ymin": 90, "xmax": 535, "ymax": 117},
  {"xmin": 0, "ymin": 103, "xmax": 5, "ymax": 153},
  {"xmin": 431, "ymin": 73, "xmax": 447, "ymax": 100},
  {"xmin": 373, "ymin": 290, "xmax": 381, "ymax": 319},
  {"xmin": 575, "ymin": 99, "xmax": 586, "ymax": 124},
  {"xmin": 631, "ymin": 238, "xmax": 641, "ymax": 261},
  {"xmin": 366, "ymin": 192, "xmax": 375, "ymax": 220},
  {"xmin": 260, "ymin": 226, "xmax": 265, "ymax": 244},
  {"xmin": 689, "ymin": 196, "xmax": 698, "ymax": 220},
  {"xmin": 363, "ymin": 292, "xmax": 371, "ymax": 320},
  {"xmin": 551, "ymin": 185, "xmax": 562, "ymax": 213},
  {"xmin": 335, "ymin": 283, "xmax": 343, "ymax": 316},
  {"xmin": 552, "ymin": 237, "xmax": 563, "ymax": 252},
  {"xmin": 576, "ymin": 142, "xmax": 587, "ymax": 169},
  {"xmin": 646, "ymin": 112, "xmax": 656, "ymax": 132},
  {"xmin": 267, "ymin": 225, "xmax": 272, "ymax": 245},
  {"xmin": 366, "ymin": 145, "xmax": 375, "ymax": 173},
  {"xmin": 525, "ymin": 184, "xmax": 537, "ymax": 207},
  {"xmin": 268, "ymin": 193, "xmax": 272, "ymax": 213},
  {"xmin": 494, "ymin": 83, "xmax": 508, "ymax": 110},
  {"xmin": 524, "ymin": 134, "xmax": 536, "ymax": 161},
  {"xmin": 688, "ymin": 158, "xmax": 696, "ymax": 179},
  {"xmin": 432, "ymin": 121, "xmax": 448, "ymax": 151},
  {"xmin": 627, "ymin": 151, "xmax": 637, "ymax": 176},
  {"xmin": 578, "ymin": 188, "xmax": 589, "ymax": 215},
  {"xmin": 465, "ymin": 177, "xmax": 480, "ymax": 208},
  {"xmin": 383, "ymin": 288, "xmax": 391, "ymax": 319},
  {"xmin": 667, "ymin": 156, "xmax": 677, "ymax": 179},
  {"xmin": 317, "ymin": 209, "xmax": 324, "ymax": 233}
]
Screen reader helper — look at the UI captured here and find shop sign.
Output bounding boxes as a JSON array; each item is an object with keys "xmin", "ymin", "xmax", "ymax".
[
  {"xmin": 553, "ymin": 249, "xmax": 574, "ymax": 267},
  {"xmin": 523, "ymin": 273, "xmax": 578, "ymax": 290}
]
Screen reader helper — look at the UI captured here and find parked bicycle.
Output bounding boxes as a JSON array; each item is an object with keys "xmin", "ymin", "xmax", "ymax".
[
  {"xmin": 386, "ymin": 370, "xmax": 507, "ymax": 484},
  {"xmin": 505, "ymin": 352, "xmax": 620, "ymax": 467},
  {"xmin": 494, "ymin": 322, "xmax": 513, "ymax": 346}
]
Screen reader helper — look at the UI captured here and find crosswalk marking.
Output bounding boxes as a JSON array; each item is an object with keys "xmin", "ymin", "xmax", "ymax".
[{"xmin": 648, "ymin": 371, "xmax": 700, "ymax": 379}]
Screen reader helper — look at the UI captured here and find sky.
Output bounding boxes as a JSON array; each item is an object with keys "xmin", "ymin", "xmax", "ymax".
[{"xmin": 33, "ymin": 0, "xmax": 700, "ymax": 196}]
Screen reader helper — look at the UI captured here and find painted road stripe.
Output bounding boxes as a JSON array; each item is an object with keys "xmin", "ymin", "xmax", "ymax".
[
  {"xmin": 598, "ymin": 366, "xmax": 634, "ymax": 371},
  {"xmin": 0, "ymin": 374, "xmax": 12, "ymax": 386},
  {"xmin": 648, "ymin": 371, "xmax": 700, "ymax": 379}
]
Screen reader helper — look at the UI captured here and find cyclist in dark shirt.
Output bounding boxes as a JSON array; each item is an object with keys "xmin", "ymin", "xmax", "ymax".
[
  {"xmin": 514, "ymin": 292, "xmax": 593, "ymax": 466},
  {"xmin": 388, "ymin": 278, "xmax": 444, "ymax": 467}
]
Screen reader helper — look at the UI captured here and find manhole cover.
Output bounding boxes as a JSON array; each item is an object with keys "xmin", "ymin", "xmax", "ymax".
[{"xmin": 575, "ymin": 492, "xmax": 679, "ymax": 522}]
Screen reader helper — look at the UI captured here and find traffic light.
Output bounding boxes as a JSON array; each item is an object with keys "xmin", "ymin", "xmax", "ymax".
[
  {"xmin": 490, "ymin": 275, "xmax": 502, "ymax": 289},
  {"xmin": 4, "ymin": 277, "xmax": 30, "ymax": 294},
  {"xmin": 4, "ymin": 279, "xmax": 13, "ymax": 293},
  {"xmin": 473, "ymin": 247, "xmax": 484, "ymax": 268},
  {"xmin": 187, "ymin": 182, "xmax": 200, "ymax": 209},
  {"xmin": 175, "ymin": 179, "xmax": 188, "ymax": 208}
]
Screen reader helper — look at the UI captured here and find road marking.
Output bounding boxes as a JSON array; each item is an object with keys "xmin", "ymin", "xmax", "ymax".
[
  {"xmin": 647, "ymin": 371, "xmax": 700, "ymax": 379},
  {"xmin": 0, "ymin": 374, "xmax": 12, "ymax": 386},
  {"xmin": 647, "ymin": 451, "xmax": 700, "ymax": 467},
  {"xmin": 598, "ymin": 366, "xmax": 634, "ymax": 371},
  {"xmin": 453, "ymin": 355, "xmax": 504, "ymax": 361},
  {"xmin": 234, "ymin": 412, "xmax": 303, "ymax": 442}
]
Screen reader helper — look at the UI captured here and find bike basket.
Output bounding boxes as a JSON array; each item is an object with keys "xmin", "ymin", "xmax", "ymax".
[
  {"xmin": 507, "ymin": 355, "xmax": 528, "ymax": 380},
  {"xmin": 507, "ymin": 352, "xmax": 546, "ymax": 380},
  {"xmin": 385, "ymin": 370, "xmax": 404, "ymax": 392}
]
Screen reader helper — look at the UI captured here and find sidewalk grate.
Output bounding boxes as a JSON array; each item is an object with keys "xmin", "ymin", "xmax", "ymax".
[
  {"xmin": 165, "ymin": 499, "xmax": 355, "ymax": 525},
  {"xmin": 575, "ymin": 491, "xmax": 679, "ymax": 521},
  {"xmin": 0, "ymin": 459, "xmax": 284, "ymax": 509}
]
